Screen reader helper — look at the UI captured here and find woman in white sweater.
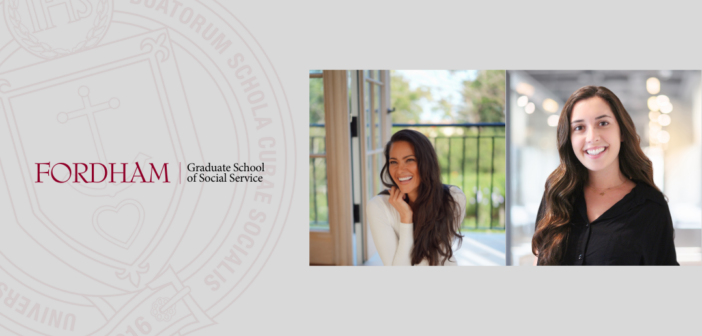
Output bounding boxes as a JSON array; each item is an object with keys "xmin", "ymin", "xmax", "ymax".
[{"xmin": 367, "ymin": 130, "xmax": 466, "ymax": 266}]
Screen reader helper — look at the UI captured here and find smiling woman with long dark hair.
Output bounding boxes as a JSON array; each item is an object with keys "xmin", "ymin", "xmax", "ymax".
[
  {"xmin": 366, "ymin": 129, "xmax": 466, "ymax": 266},
  {"xmin": 532, "ymin": 86, "xmax": 678, "ymax": 265}
]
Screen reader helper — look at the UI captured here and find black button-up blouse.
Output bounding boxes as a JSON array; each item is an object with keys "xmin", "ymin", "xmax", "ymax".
[{"xmin": 535, "ymin": 182, "xmax": 678, "ymax": 265}]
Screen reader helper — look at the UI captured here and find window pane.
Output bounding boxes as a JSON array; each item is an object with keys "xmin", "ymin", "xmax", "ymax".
[
  {"xmin": 309, "ymin": 74, "xmax": 329, "ymax": 230},
  {"xmin": 375, "ymin": 83, "xmax": 382, "ymax": 150},
  {"xmin": 366, "ymin": 155, "xmax": 374, "ymax": 201},
  {"xmin": 364, "ymin": 80, "xmax": 371, "ymax": 150},
  {"xmin": 309, "ymin": 157, "xmax": 329, "ymax": 229},
  {"xmin": 309, "ymin": 77, "xmax": 325, "ymax": 137}
]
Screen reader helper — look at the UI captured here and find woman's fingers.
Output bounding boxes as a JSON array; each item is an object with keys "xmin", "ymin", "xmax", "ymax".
[
  {"xmin": 390, "ymin": 186, "xmax": 400, "ymax": 205},
  {"xmin": 388, "ymin": 186, "xmax": 412, "ymax": 223}
]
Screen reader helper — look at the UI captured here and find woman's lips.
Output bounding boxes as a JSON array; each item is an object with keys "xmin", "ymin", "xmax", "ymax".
[
  {"xmin": 584, "ymin": 146, "xmax": 607, "ymax": 159},
  {"xmin": 397, "ymin": 176, "xmax": 413, "ymax": 185}
]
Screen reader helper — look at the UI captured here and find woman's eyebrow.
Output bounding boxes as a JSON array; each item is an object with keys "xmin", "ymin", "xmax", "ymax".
[
  {"xmin": 571, "ymin": 114, "xmax": 612, "ymax": 124},
  {"xmin": 389, "ymin": 155, "xmax": 416, "ymax": 160}
]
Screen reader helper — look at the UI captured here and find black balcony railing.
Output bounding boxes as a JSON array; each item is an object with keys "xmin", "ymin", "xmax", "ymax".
[{"xmin": 310, "ymin": 123, "xmax": 505, "ymax": 231}]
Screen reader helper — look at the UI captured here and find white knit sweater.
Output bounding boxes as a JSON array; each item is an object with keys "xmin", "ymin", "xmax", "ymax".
[{"xmin": 366, "ymin": 186, "xmax": 467, "ymax": 266}]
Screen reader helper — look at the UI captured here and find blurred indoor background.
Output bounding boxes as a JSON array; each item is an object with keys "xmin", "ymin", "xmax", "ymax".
[{"xmin": 507, "ymin": 70, "xmax": 701, "ymax": 266}]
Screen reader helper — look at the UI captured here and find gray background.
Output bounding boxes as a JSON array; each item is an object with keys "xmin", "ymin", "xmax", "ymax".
[{"xmin": 203, "ymin": 1, "xmax": 701, "ymax": 335}]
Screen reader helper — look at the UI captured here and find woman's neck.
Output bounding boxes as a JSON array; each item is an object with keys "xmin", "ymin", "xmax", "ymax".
[{"xmin": 587, "ymin": 161, "xmax": 627, "ymax": 190}]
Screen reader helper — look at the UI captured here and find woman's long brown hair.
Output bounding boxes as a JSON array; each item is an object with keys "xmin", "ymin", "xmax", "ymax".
[
  {"xmin": 531, "ymin": 86, "xmax": 659, "ymax": 265},
  {"xmin": 379, "ymin": 129, "xmax": 463, "ymax": 265}
]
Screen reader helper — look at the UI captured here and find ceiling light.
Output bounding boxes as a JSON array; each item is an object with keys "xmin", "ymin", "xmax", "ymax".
[
  {"xmin": 656, "ymin": 95, "xmax": 670, "ymax": 107},
  {"xmin": 657, "ymin": 130, "xmax": 670, "ymax": 143},
  {"xmin": 649, "ymin": 111, "xmax": 661, "ymax": 122},
  {"xmin": 525, "ymin": 102, "xmax": 535, "ymax": 114},
  {"xmin": 516, "ymin": 83, "xmax": 535, "ymax": 96},
  {"xmin": 542, "ymin": 99, "xmax": 559, "ymax": 113},
  {"xmin": 649, "ymin": 121, "xmax": 661, "ymax": 132},
  {"xmin": 646, "ymin": 77, "xmax": 660, "ymax": 95},
  {"xmin": 658, "ymin": 114, "xmax": 671, "ymax": 126},
  {"xmin": 517, "ymin": 95, "xmax": 528, "ymax": 107},
  {"xmin": 647, "ymin": 97, "xmax": 659, "ymax": 111}
]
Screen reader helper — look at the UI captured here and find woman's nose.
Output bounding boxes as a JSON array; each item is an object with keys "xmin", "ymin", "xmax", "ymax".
[
  {"xmin": 586, "ymin": 126, "xmax": 599, "ymax": 143},
  {"xmin": 398, "ymin": 162, "xmax": 411, "ymax": 172}
]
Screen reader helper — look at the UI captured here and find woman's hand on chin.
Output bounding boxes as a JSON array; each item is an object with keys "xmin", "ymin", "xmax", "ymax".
[{"xmin": 389, "ymin": 186, "xmax": 413, "ymax": 223}]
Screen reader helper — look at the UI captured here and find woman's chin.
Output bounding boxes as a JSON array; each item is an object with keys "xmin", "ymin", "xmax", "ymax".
[{"xmin": 582, "ymin": 160, "xmax": 617, "ymax": 173}]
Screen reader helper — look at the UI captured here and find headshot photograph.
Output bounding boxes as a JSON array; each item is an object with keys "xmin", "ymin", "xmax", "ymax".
[
  {"xmin": 309, "ymin": 70, "xmax": 506, "ymax": 266},
  {"xmin": 507, "ymin": 70, "xmax": 701, "ymax": 266}
]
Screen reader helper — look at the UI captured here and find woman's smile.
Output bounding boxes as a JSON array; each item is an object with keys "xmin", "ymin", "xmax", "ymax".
[
  {"xmin": 397, "ymin": 175, "xmax": 414, "ymax": 184},
  {"xmin": 583, "ymin": 145, "xmax": 608, "ymax": 159}
]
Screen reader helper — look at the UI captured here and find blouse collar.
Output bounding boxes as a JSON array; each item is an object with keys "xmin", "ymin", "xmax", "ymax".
[{"xmin": 575, "ymin": 181, "xmax": 666, "ymax": 224}]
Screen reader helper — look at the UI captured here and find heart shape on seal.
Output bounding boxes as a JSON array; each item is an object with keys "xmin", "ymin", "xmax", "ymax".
[{"xmin": 92, "ymin": 199, "xmax": 144, "ymax": 249}]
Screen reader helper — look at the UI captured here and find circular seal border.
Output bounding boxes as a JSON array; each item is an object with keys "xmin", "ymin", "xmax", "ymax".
[
  {"xmin": 0, "ymin": 0, "xmax": 296, "ymax": 334},
  {"xmin": 4, "ymin": 0, "xmax": 114, "ymax": 59},
  {"xmin": 198, "ymin": 0, "xmax": 296, "ymax": 318},
  {"xmin": 123, "ymin": 0, "xmax": 298, "ymax": 324}
]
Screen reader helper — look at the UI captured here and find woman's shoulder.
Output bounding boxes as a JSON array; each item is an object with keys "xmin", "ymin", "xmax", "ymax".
[
  {"xmin": 628, "ymin": 183, "xmax": 674, "ymax": 239},
  {"xmin": 445, "ymin": 185, "xmax": 466, "ymax": 201},
  {"xmin": 627, "ymin": 183, "xmax": 671, "ymax": 229},
  {"xmin": 366, "ymin": 193, "xmax": 398, "ymax": 225},
  {"xmin": 367, "ymin": 192, "xmax": 391, "ymax": 212},
  {"xmin": 633, "ymin": 182, "xmax": 668, "ymax": 207}
]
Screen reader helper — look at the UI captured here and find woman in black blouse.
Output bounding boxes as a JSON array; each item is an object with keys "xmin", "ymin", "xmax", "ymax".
[{"xmin": 532, "ymin": 86, "xmax": 678, "ymax": 265}]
